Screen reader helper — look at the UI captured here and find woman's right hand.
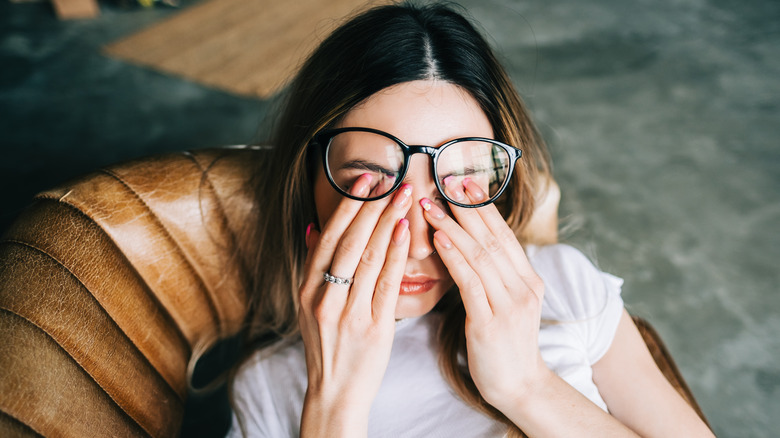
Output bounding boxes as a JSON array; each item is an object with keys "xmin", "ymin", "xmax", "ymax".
[{"xmin": 298, "ymin": 174, "xmax": 413, "ymax": 437}]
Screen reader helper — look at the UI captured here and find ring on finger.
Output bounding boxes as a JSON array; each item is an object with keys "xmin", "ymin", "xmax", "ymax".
[{"xmin": 324, "ymin": 272, "xmax": 353, "ymax": 286}]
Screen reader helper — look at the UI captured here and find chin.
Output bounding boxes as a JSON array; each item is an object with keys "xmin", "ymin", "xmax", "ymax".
[{"xmin": 394, "ymin": 289, "xmax": 448, "ymax": 319}]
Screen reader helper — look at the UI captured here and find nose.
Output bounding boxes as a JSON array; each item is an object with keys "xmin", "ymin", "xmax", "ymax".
[
  {"xmin": 403, "ymin": 155, "xmax": 437, "ymax": 260},
  {"xmin": 405, "ymin": 199, "xmax": 436, "ymax": 260}
]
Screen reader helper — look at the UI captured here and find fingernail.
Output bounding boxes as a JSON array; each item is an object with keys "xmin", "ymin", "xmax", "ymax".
[
  {"xmin": 462, "ymin": 178, "xmax": 485, "ymax": 201},
  {"xmin": 393, "ymin": 218, "xmax": 409, "ymax": 245},
  {"xmin": 305, "ymin": 223, "xmax": 314, "ymax": 248},
  {"xmin": 393, "ymin": 184, "xmax": 412, "ymax": 207},
  {"xmin": 443, "ymin": 176, "xmax": 464, "ymax": 201},
  {"xmin": 420, "ymin": 198, "xmax": 445, "ymax": 219},
  {"xmin": 434, "ymin": 231, "xmax": 452, "ymax": 249},
  {"xmin": 351, "ymin": 173, "xmax": 373, "ymax": 196}
]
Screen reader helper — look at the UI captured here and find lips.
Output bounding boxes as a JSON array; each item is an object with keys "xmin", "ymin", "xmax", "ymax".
[{"xmin": 399, "ymin": 276, "xmax": 438, "ymax": 295}]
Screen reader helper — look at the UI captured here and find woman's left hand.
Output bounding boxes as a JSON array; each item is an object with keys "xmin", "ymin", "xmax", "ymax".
[{"xmin": 420, "ymin": 178, "xmax": 552, "ymax": 413}]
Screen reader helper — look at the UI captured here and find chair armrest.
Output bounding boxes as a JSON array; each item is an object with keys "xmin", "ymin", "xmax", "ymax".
[{"xmin": 0, "ymin": 148, "xmax": 265, "ymax": 437}]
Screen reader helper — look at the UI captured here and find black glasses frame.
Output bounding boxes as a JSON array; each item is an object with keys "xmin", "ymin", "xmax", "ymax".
[{"xmin": 309, "ymin": 127, "xmax": 522, "ymax": 208}]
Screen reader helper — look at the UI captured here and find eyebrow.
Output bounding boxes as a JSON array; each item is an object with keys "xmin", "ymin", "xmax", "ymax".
[
  {"xmin": 439, "ymin": 164, "xmax": 491, "ymax": 178},
  {"xmin": 337, "ymin": 160, "xmax": 396, "ymax": 176}
]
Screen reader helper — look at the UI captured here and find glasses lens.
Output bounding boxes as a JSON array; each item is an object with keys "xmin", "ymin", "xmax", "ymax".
[
  {"xmin": 326, "ymin": 131, "xmax": 404, "ymax": 199},
  {"xmin": 437, "ymin": 140, "xmax": 511, "ymax": 205}
]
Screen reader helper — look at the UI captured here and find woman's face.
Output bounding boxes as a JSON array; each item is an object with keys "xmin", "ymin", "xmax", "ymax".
[{"xmin": 313, "ymin": 80, "xmax": 494, "ymax": 319}]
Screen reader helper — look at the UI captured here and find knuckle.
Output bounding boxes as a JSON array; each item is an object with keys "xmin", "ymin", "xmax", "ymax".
[
  {"xmin": 317, "ymin": 230, "xmax": 340, "ymax": 251},
  {"xmin": 483, "ymin": 236, "xmax": 502, "ymax": 253},
  {"xmin": 465, "ymin": 275, "xmax": 483, "ymax": 292},
  {"xmin": 473, "ymin": 247, "xmax": 493, "ymax": 266},
  {"xmin": 359, "ymin": 245, "xmax": 384, "ymax": 267},
  {"xmin": 498, "ymin": 226, "xmax": 519, "ymax": 245},
  {"xmin": 312, "ymin": 300, "xmax": 336, "ymax": 325},
  {"xmin": 364, "ymin": 323, "xmax": 384, "ymax": 339},
  {"xmin": 374, "ymin": 276, "xmax": 397, "ymax": 296},
  {"xmin": 520, "ymin": 290, "xmax": 537, "ymax": 306},
  {"xmin": 338, "ymin": 235, "xmax": 364, "ymax": 257},
  {"xmin": 527, "ymin": 275, "xmax": 545, "ymax": 293}
]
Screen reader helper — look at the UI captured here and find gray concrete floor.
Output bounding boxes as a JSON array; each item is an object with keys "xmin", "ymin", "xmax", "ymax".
[{"xmin": 2, "ymin": 0, "xmax": 778, "ymax": 437}]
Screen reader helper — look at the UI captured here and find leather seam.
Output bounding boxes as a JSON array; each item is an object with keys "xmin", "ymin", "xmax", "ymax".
[
  {"xmin": 0, "ymin": 307, "xmax": 155, "ymax": 438},
  {"xmin": 184, "ymin": 150, "xmax": 244, "ymax": 336},
  {"xmin": 0, "ymin": 405, "xmax": 45, "ymax": 438},
  {"xmin": 21, "ymin": 197, "xmax": 192, "ymax": 357},
  {"xmin": 0, "ymin": 239, "xmax": 185, "ymax": 406},
  {"xmin": 99, "ymin": 167, "xmax": 222, "ymax": 339}
]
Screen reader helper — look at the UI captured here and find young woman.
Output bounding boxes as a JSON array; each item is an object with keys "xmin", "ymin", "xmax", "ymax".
[{"xmin": 227, "ymin": 3, "xmax": 714, "ymax": 437}]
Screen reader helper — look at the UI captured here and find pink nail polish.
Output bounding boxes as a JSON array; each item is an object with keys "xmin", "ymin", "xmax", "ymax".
[
  {"xmin": 462, "ymin": 177, "xmax": 485, "ymax": 201},
  {"xmin": 306, "ymin": 223, "xmax": 313, "ymax": 239},
  {"xmin": 393, "ymin": 218, "xmax": 409, "ymax": 245},
  {"xmin": 393, "ymin": 184, "xmax": 413, "ymax": 207},
  {"xmin": 420, "ymin": 198, "xmax": 444, "ymax": 219},
  {"xmin": 352, "ymin": 173, "xmax": 373, "ymax": 196}
]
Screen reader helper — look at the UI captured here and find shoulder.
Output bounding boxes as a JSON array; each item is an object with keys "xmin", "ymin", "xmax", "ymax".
[
  {"xmin": 525, "ymin": 243, "xmax": 615, "ymax": 285},
  {"xmin": 526, "ymin": 244, "xmax": 624, "ymax": 326}
]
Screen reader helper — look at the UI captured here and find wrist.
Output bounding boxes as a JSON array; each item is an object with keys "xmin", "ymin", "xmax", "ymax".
[
  {"xmin": 301, "ymin": 387, "xmax": 371, "ymax": 438},
  {"xmin": 490, "ymin": 360, "xmax": 555, "ymax": 414}
]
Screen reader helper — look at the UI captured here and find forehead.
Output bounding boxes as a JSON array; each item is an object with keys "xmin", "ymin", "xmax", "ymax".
[{"xmin": 337, "ymin": 80, "xmax": 493, "ymax": 146}]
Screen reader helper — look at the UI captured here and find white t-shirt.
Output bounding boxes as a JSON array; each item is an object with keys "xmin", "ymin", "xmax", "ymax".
[{"xmin": 227, "ymin": 244, "xmax": 624, "ymax": 437}]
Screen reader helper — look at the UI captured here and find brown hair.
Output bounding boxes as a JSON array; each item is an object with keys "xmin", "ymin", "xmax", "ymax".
[{"xmin": 239, "ymin": 3, "xmax": 550, "ymax": 436}]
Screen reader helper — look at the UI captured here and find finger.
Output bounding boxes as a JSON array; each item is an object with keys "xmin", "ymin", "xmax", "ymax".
[
  {"xmin": 369, "ymin": 174, "xmax": 396, "ymax": 198},
  {"xmin": 327, "ymin": 197, "xmax": 393, "ymax": 281},
  {"xmin": 432, "ymin": 230, "xmax": 492, "ymax": 323},
  {"xmin": 307, "ymin": 173, "xmax": 374, "ymax": 290},
  {"xmin": 442, "ymin": 177, "xmax": 523, "ymax": 291},
  {"xmin": 371, "ymin": 218, "xmax": 410, "ymax": 321},
  {"xmin": 326, "ymin": 173, "xmax": 400, "ymax": 281},
  {"xmin": 311, "ymin": 175, "xmax": 401, "ymax": 315},
  {"xmin": 462, "ymin": 178, "xmax": 543, "ymax": 298},
  {"xmin": 347, "ymin": 184, "xmax": 413, "ymax": 314},
  {"xmin": 302, "ymin": 228, "xmax": 341, "ymax": 327},
  {"xmin": 421, "ymin": 198, "xmax": 511, "ymax": 311}
]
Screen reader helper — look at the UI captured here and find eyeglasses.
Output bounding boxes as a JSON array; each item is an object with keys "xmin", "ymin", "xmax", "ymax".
[{"xmin": 309, "ymin": 127, "xmax": 522, "ymax": 208}]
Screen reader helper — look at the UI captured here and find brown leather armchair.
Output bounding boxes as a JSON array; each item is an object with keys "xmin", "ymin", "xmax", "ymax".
[{"xmin": 0, "ymin": 148, "xmax": 707, "ymax": 437}]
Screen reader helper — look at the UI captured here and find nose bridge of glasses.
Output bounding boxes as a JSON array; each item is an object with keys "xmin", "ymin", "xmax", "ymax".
[
  {"xmin": 406, "ymin": 145, "xmax": 440, "ymax": 180},
  {"xmin": 406, "ymin": 144, "xmax": 440, "ymax": 157}
]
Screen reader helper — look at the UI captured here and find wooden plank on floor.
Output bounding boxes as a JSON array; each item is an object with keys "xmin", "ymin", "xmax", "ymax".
[
  {"xmin": 52, "ymin": 0, "xmax": 99, "ymax": 19},
  {"xmin": 104, "ymin": 0, "xmax": 392, "ymax": 98}
]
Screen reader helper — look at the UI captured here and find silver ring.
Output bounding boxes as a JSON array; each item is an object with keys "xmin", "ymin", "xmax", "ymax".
[{"xmin": 324, "ymin": 272, "xmax": 352, "ymax": 286}]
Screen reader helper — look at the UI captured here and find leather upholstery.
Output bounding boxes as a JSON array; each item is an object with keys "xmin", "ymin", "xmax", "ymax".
[{"xmin": 0, "ymin": 148, "xmax": 706, "ymax": 437}]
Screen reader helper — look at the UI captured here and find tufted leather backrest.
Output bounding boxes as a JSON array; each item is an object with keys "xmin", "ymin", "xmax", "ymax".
[
  {"xmin": 0, "ymin": 148, "xmax": 264, "ymax": 437},
  {"xmin": 0, "ymin": 148, "xmax": 706, "ymax": 437}
]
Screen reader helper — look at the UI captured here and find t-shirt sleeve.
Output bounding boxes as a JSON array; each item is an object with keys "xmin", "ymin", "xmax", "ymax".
[
  {"xmin": 584, "ymin": 270, "xmax": 624, "ymax": 364},
  {"xmin": 226, "ymin": 355, "xmax": 285, "ymax": 438},
  {"xmin": 528, "ymin": 244, "xmax": 625, "ymax": 365}
]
